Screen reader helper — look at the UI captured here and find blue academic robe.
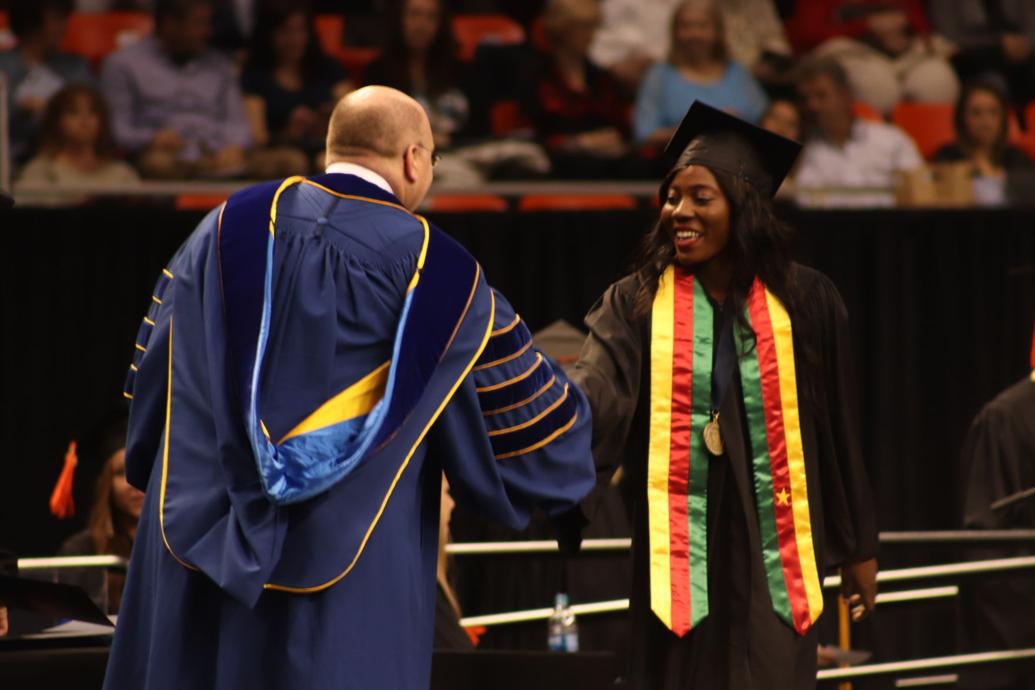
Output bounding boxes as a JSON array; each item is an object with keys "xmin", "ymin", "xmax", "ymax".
[{"xmin": 104, "ymin": 173, "xmax": 595, "ymax": 690}]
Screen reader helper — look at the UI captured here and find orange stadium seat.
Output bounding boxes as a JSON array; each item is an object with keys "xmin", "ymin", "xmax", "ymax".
[
  {"xmin": 59, "ymin": 12, "xmax": 154, "ymax": 67},
  {"xmin": 313, "ymin": 14, "xmax": 346, "ymax": 62},
  {"xmin": 518, "ymin": 194, "xmax": 637, "ymax": 211},
  {"xmin": 890, "ymin": 102, "xmax": 956, "ymax": 160},
  {"xmin": 451, "ymin": 14, "xmax": 525, "ymax": 61},
  {"xmin": 425, "ymin": 194, "xmax": 508, "ymax": 212}
]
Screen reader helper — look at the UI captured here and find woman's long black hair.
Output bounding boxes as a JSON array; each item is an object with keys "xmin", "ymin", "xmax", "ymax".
[
  {"xmin": 632, "ymin": 166, "xmax": 796, "ymax": 324},
  {"xmin": 631, "ymin": 165, "xmax": 822, "ymax": 405},
  {"xmin": 244, "ymin": 0, "xmax": 325, "ymax": 82},
  {"xmin": 376, "ymin": 0, "xmax": 461, "ymax": 98}
]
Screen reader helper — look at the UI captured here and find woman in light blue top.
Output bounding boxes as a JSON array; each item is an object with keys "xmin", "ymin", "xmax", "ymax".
[{"xmin": 634, "ymin": 0, "xmax": 769, "ymax": 144}]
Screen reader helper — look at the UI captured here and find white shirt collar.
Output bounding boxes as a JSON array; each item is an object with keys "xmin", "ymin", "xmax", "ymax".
[{"xmin": 324, "ymin": 162, "xmax": 395, "ymax": 196}]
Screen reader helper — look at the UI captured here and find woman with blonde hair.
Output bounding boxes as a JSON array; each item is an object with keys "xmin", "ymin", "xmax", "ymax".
[{"xmin": 634, "ymin": 0, "xmax": 769, "ymax": 145}]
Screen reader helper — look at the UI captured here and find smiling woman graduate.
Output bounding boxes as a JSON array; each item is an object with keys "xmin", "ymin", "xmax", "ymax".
[{"xmin": 571, "ymin": 101, "xmax": 879, "ymax": 690}]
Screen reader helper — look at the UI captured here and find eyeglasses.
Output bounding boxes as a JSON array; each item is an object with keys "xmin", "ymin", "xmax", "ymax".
[{"xmin": 415, "ymin": 143, "xmax": 441, "ymax": 168}]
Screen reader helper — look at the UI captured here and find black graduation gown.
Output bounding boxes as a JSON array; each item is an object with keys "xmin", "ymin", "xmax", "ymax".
[
  {"xmin": 572, "ymin": 264, "xmax": 878, "ymax": 690},
  {"xmin": 958, "ymin": 375, "xmax": 1035, "ymax": 690}
]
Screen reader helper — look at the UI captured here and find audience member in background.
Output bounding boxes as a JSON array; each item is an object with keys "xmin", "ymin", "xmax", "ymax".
[
  {"xmin": 760, "ymin": 98, "xmax": 803, "ymax": 142},
  {"xmin": 633, "ymin": 0, "xmax": 768, "ymax": 146},
  {"xmin": 0, "ymin": 548, "xmax": 13, "ymax": 637},
  {"xmin": 932, "ymin": 79, "xmax": 1032, "ymax": 206},
  {"xmin": 930, "ymin": 0, "xmax": 1035, "ymax": 109},
  {"xmin": 521, "ymin": 0, "xmax": 642, "ymax": 178},
  {"xmin": 0, "ymin": 0, "xmax": 93, "ymax": 163},
  {"xmin": 16, "ymin": 84, "xmax": 140, "ymax": 197},
  {"xmin": 794, "ymin": 57, "xmax": 923, "ymax": 190},
  {"xmin": 787, "ymin": 0, "xmax": 959, "ymax": 116},
  {"xmin": 591, "ymin": 0, "xmax": 791, "ymax": 93},
  {"xmin": 365, "ymin": 0, "xmax": 470, "ymax": 151},
  {"xmin": 211, "ymin": 0, "xmax": 259, "ymax": 56},
  {"xmin": 435, "ymin": 476, "xmax": 473, "ymax": 650},
  {"xmin": 933, "ymin": 79, "xmax": 1033, "ymax": 174},
  {"xmin": 956, "ymin": 345, "xmax": 1035, "ymax": 690},
  {"xmin": 242, "ymin": 0, "xmax": 351, "ymax": 177},
  {"xmin": 57, "ymin": 414, "xmax": 142, "ymax": 615},
  {"xmin": 101, "ymin": 0, "xmax": 252, "ymax": 179}
]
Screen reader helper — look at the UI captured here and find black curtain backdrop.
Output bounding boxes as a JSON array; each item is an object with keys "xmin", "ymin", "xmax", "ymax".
[{"xmin": 1, "ymin": 202, "xmax": 1033, "ymax": 667}]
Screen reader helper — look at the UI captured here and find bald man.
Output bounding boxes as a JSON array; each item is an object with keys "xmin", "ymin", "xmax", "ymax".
[{"xmin": 104, "ymin": 87, "xmax": 595, "ymax": 690}]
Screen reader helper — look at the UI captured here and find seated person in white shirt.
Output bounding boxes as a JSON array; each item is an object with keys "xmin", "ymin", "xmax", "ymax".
[{"xmin": 793, "ymin": 57, "xmax": 922, "ymax": 190}]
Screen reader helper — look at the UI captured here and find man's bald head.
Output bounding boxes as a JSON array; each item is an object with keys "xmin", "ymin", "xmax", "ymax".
[{"xmin": 326, "ymin": 86, "xmax": 431, "ymax": 161}]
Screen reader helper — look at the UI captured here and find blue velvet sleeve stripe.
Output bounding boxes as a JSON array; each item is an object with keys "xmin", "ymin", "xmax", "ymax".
[
  {"xmin": 474, "ymin": 319, "xmax": 529, "ymax": 370},
  {"xmin": 488, "ymin": 388, "xmax": 579, "ymax": 460}
]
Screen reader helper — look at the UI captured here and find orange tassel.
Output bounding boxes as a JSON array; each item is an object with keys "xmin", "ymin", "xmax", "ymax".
[
  {"xmin": 49, "ymin": 441, "xmax": 78, "ymax": 519},
  {"xmin": 464, "ymin": 625, "xmax": 486, "ymax": 647}
]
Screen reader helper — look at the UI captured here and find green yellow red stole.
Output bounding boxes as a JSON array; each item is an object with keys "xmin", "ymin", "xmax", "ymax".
[{"xmin": 648, "ymin": 264, "xmax": 823, "ymax": 636}]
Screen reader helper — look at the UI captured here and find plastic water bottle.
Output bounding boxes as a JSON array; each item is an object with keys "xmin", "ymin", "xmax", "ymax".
[{"xmin": 547, "ymin": 592, "xmax": 579, "ymax": 652}]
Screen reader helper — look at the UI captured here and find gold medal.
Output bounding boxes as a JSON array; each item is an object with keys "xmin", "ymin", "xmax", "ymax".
[{"xmin": 703, "ymin": 412, "xmax": 724, "ymax": 456}]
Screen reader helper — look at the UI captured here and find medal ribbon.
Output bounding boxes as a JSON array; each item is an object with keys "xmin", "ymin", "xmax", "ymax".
[{"xmin": 647, "ymin": 269, "xmax": 823, "ymax": 636}]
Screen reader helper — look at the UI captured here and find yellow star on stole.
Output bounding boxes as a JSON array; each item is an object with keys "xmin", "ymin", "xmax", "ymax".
[{"xmin": 776, "ymin": 488, "xmax": 791, "ymax": 506}]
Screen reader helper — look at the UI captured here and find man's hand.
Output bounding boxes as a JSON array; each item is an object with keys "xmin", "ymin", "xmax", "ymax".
[
  {"xmin": 212, "ymin": 146, "xmax": 246, "ymax": 174},
  {"xmin": 17, "ymin": 96, "xmax": 47, "ymax": 116},
  {"xmin": 840, "ymin": 557, "xmax": 877, "ymax": 621},
  {"xmin": 151, "ymin": 129, "xmax": 184, "ymax": 152},
  {"xmin": 572, "ymin": 128, "xmax": 627, "ymax": 158}
]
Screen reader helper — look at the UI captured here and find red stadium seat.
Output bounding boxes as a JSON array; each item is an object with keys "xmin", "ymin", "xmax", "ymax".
[
  {"xmin": 314, "ymin": 14, "xmax": 346, "ymax": 62},
  {"xmin": 518, "ymin": 194, "xmax": 637, "ymax": 211},
  {"xmin": 342, "ymin": 47, "xmax": 380, "ymax": 83},
  {"xmin": 175, "ymin": 194, "xmax": 228, "ymax": 211},
  {"xmin": 425, "ymin": 194, "xmax": 508, "ymax": 212},
  {"xmin": 890, "ymin": 102, "xmax": 956, "ymax": 160},
  {"xmin": 852, "ymin": 101, "xmax": 882, "ymax": 122},
  {"xmin": 1014, "ymin": 103, "xmax": 1035, "ymax": 160},
  {"xmin": 490, "ymin": 100, "xmax": 531, "ymax": 137},
  {"xmin": 59, "ymin": 12, "xmax": 154, "ymax": 67},
  {"xmin": 451, "ymin": 14, "xmax": 525, "ymax": 61}
]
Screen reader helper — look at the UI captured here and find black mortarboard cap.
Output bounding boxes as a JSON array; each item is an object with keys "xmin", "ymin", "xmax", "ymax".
[{"xmin": 662, "ymin": 100, "xmax": 801, "ymax": 198}]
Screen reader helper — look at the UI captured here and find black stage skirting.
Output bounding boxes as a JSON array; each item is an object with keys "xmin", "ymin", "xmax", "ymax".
[
  {"xmin": 0, "ymin": 640, "xmax": 623, "ymax": 690},
  {"xmin": 1, "ymin": 204, "xmax": 1033, "ymax": 669}
]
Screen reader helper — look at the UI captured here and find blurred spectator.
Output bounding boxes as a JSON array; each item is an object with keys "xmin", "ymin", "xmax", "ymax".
[
  {"xmin": 794, "ymin": 57, "xmax": 923, "ymax": 189},
  {"xmin": 633, "ymin": 0, "xmax": 768, "ymax": 145},
  {"xmin": 75, "ymin": 1, "xmax": 156, "ymax": 10},
  {"xmin": 933, "ymin": 78, "xmax": 1032, "ymax": 205},
  {"xmin": 933, "ymin": 78, "xmax": 1033, "ymax": 173},
  {"xmin": 788, "ymin": 0, "xmax": 959, "ymax": 115},
  {"xmin": 0, "ymin": 0, "xmax": 92, "ymax": 163},
  {"xmin": 930, "ymin": 0, "xmax": 1035, "ymax": 108},
  {"xmin": 100, "ymin": 0, "xmax": 252, "ymax": 179},
  {"xmin": 591, "ymin": 0, "xmax": 791, "ymax": 92},
  {"xmin": 16, "ymin": 84, "xmax": 139, "ymax": 197},
  {"xmin": 520, "ymin": 0, "xmax": 643, "ymax": 178},
  {"xmin": 435, "ymin": 475, "xmax": 472, "ymax": 650},
  {"xmin": 760, "ymin": 97, "xmax": 802, "ymax": 141},
  {"xmin": 57, "ymin": 413, "xmax": 142, "ymax": 615},
  {"xmin": 211, "ymin": 0, "xmax": 258, "ymax": 55},
  {"xmin": 242, "ymin": 0, "xmax": 351, "ymax": 177},
  {"xmin": 364, "ymin": 0, "xmax": 471, "ymax": 151}
]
